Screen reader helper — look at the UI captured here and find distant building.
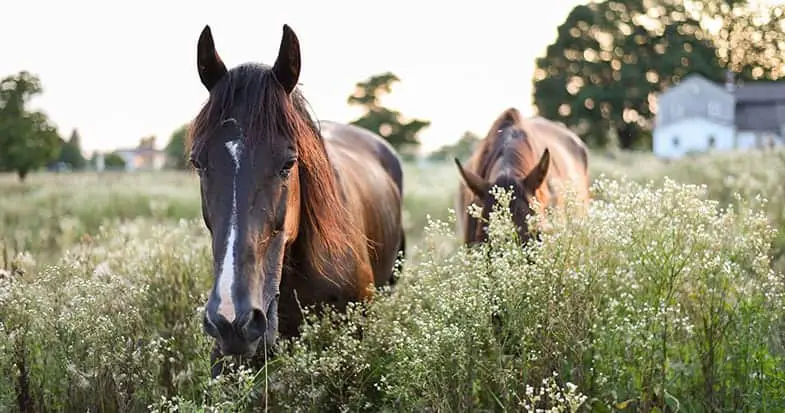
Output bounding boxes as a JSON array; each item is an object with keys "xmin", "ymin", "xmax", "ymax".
[
  {"xmin": 114, "ymin": 147, "xmax": 168, "ymax": 171},
  {"xmin": 114, "ymin": 135, "xmax": 168, "ymax": 171},
  {"xmin": 653, "ymin": 72, "xmax": 785, "ymax": 159}
]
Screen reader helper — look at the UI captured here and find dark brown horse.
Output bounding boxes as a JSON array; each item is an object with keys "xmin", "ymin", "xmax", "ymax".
[
  {"xmin": 454, "ymin": 107, "xmax": 590, "ymax": 246},
  {"xmin": 188, "ymin": 24, "xmax": 406, "ymax": 375}
]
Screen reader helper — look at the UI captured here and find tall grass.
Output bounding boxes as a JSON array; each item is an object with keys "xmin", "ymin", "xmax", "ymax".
[
  {"xmin": 0, "ymin": 148, "xmax": 784, "ymax": 411},
  {"xmin": 0, "ymin": 172, "xmax": 200, "ymax": 264}
]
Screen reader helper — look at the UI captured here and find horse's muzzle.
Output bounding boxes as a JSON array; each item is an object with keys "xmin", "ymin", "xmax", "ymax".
[{"xmin": 203, "ymin": 307, "xmax": 267, "ymax": 357}]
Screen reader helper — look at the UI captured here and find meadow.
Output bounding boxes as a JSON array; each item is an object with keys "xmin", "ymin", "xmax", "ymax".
[{"xmin": 1, "ymin": 147, "xmax": 784, "ymax": 412}]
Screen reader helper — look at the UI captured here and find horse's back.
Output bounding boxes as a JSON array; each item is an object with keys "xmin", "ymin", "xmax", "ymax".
[
  {"xmin": 318, "ymin": 120, "xmax": 403, "ymax": 195},
  {"xmin": 523, "ymin": 116, "xmax": 590, "ymax": 204},
  {"xmin": 318, "ymin": 120, "xmax": 404, "ymax": 287},
  {"xmin": 526, "ymin": 116, "xmax": 588, "ymax": 174}
]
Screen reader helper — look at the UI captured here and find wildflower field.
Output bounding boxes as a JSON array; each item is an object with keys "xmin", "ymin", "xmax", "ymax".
[{"xmin": 1, "ymin": 148, "xmax": 784, "ymax": 412}]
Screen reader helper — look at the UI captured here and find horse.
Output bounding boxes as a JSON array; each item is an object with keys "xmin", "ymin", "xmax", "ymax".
[
  {"xmin": 453, "ymin": 107, "xmax": 590, "ymax": 246},
  {"xmin": 187, "ymin": 24, "xmax": 406, "ymax": 376}
]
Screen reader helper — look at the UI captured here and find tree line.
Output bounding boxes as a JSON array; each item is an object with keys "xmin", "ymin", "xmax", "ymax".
[
  {"xmin": 0, "ymin": 68, "xmax": 434, "ymax": 181},
  {"xmin": 2, "ymin": 0, "xmax": 782, "ymax": 180}
]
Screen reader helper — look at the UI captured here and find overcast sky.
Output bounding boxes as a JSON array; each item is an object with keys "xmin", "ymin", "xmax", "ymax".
[{"xmin": 1, "ymin": 0, "xmax": 582, "ymax": 154}]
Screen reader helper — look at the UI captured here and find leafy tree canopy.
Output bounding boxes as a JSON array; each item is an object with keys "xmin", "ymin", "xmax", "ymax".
[
  {"xmin": 138, "ymin": 135, "xmax": 156, "ymax": 150},
  {"xmin": 0, "ymin": 71, "xmax": 62, "ymax": 181},
  {"xmin": 58, "ymin": 128, "xmax": 87, "ymax": 170},
  {"xmin": 428, "ymin": 131, "xmax": 481, "ymax": 162},
  {"xmin": 104, "ymin": 152, "xmax": 126, "ymax": 169},
  {"xmin": 347, "ymin": 72, "xmax": 431, "ymax": 158},
  {"xmin": 164, "ymin": 124, "xmax": 189, "ymax": 170},
  {"xmin": 691, "ymin": 0, "xmax": 785, "ymax": 79}
]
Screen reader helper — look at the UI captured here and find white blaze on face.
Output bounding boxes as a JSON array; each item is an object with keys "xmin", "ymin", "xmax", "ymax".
[{"xmin": 217, "ymin": 139, "xmax": 243, "ymax": 322}]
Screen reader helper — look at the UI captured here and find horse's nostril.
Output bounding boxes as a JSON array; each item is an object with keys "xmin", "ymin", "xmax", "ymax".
[{"xmin": 240, "ymin": 308, "xmax": 267, "ymax": 343}]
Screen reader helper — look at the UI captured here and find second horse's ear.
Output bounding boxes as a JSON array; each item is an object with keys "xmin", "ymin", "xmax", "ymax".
[
  {"xmin": 197, "ymin": 25, "xmax": 228, "ymax": 91},
  {"xmin": 522, "ymin": 148, "xmax": 550, "ymax": 191},
  {"xmin": 455, "ymin": 158, "xmax": 491, "ymax": 199},
  {"xmin": 272, "ymin": 24, "xmax": 301, "ymax": 94}
]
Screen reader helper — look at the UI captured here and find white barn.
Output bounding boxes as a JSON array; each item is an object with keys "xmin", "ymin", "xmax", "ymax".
[{"xmin": 653, "ymin": 72, "xmax": 785, "ymax": 159}]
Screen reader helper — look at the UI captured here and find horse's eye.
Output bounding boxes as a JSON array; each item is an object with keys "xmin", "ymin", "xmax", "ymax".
[
  {"xmin": 279, "ymin": 158, "xmax": 297, "ymax": 178},
  {"xmin": 190, "ymin": 156, "xmax": 207, "ymax": 177}
]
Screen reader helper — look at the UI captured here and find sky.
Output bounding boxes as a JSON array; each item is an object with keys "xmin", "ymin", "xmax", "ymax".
[{"xmin": 0, "ymin": 0, "xmax": 582, "ymax": 155}]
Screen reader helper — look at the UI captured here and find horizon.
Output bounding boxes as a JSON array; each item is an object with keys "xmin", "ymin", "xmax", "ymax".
[{"xmin": 0, "ymin": 0, "xmax": 582, "ymax": 155}]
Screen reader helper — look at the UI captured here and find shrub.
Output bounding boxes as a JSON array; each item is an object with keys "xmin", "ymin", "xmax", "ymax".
[{"xmin": 0, "ymin": 219, "xmax": 214, "ymax": 412}]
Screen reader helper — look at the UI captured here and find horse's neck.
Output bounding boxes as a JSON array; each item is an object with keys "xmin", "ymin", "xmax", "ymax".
[{"xmin": 281, "ymin": 248, "xmax": 358, "ymax": 307}]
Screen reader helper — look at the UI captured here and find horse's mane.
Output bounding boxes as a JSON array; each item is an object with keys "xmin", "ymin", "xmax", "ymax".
[
  {"xmin": 474, "ymin": 107, "xmax": 541, "ymax": 180},
  {"xmin": 187, "ymin": 63, "xmax": 364, "ymax": 287}
]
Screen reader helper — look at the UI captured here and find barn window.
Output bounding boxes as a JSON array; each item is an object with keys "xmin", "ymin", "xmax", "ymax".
[
  {"xmin": 672, "ymin": 136, "xmax": 680, "ymax": 147},
  {"xmin": 708, "ymin": 135, "xmax": 716, "ymax": 148}
]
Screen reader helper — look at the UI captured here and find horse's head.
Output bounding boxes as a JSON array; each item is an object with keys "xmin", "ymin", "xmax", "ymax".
[
  {"xmin": 189, "ymin": 24, "xmax": 304, "ymax": 357},
  {"xmin": 455, "ymin": 142, "xmax": 550, "ymax": 246}
]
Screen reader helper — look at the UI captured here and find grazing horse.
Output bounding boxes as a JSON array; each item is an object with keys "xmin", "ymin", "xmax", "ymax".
[
  {"xmin": 188, "ymin": 24, "xmax": 406, "ymax": 375},
  {"xmin": 454, "ymin": 107, "xmax": 590, "ymax": 246}
]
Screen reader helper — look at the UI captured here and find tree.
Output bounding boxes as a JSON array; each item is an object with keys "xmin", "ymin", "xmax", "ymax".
[
  {"xmin": 165, "ymin": 123, "xmax": 189, "ymax": 170},
  {"xmin": 57, "ymin": 128, "xmax": 87, "ymax": 170},
  {"xmin": 347, "ymin": 72, "xmax": 431, "ymax": 157},
  {"xmin": 0, "ymin": 71, "xmax": 62, "ymax": 181},
  {"xmin": 427, "ymin": 131, "xmax": 481, "ymax": 162},
  {"xmin": 104, "ymin": 152, "xmax": 126, "ymax": 169},
  {"xmin": 138, "ymin": 135, "xmax": 156, "ymax": 150},
  {"xmin": 690, "ymin": 0, "xmax": 785, "ymax": 80}
]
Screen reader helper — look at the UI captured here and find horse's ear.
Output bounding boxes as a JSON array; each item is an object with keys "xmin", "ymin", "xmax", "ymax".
[
  {"xmin": 454, "ymin": 158, "xmax": 491, "ymax": 199},
  {"xmin": 197, "ymin": 25, "xmax": 228, "ymax": 92},
  {"xmin": 272, "ymin": 24, "xmax": 301, "ymax": 94},
  {"xmin": 522, "ymin": 148, "xmax": 550, "ymax": 191}
]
